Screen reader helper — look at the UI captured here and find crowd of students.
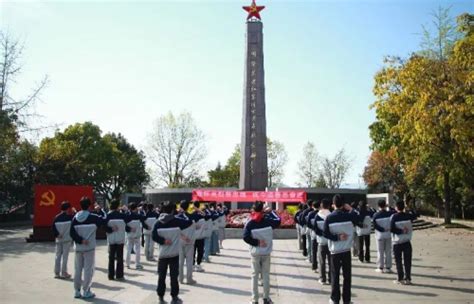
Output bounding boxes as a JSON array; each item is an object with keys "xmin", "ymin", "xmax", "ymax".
[
  {"xmin": 294, "ymin": 195, "xmax": 418, "ymax": 304},
  {"xmin": 52, "ymin": 194, "xmax": 417, "ymax": 304},
  {"xmin": 52, "ymin": 197, "xmax": 228, "ymax": 304}
]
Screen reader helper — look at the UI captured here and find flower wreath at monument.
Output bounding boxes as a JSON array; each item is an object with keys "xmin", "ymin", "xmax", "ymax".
[{"xmin": 226, "ymin": 209, "xmax": 295, "ymax": 229}]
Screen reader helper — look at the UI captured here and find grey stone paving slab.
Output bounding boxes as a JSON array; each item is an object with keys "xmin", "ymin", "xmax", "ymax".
[{"xmin": 0, "ymin": 227, "xmax": 473, "ymax": 303}]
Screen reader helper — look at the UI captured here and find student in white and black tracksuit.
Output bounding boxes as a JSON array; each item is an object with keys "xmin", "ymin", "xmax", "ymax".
[
  {"xmin": 70, "ymin": 197, "xmax": 107, "ymax": 299},
  {"xmin": 216, "ymin": 203, "xmax": 228, "ymax": 249},
  {"xmin": 176, "ymin": 200, "xmax": 197, "ymax": 285},
  {"xmin": 306, "ymin": 200, "xmax": 320, "ymax": 271},
  {"xmin": 144, "ymin": 203, "xmax": 159, "ymax": 261},
  {"xmin": 243, "ymin": 201, "xmax": 281, "ymax": 304},
  {"xmin": 299, "ymin": 200, "xmax": 314, "ymax": 259},
  {"xmin": 52, "ymin": 201, "xmax": 74, "ymax": 279},
  {"xmin": 390, "ymin": 200, "xmax": 417, "ymax": 285},
  {"xmin": 356, "ymin": 200, "xmax": 375, "ymax": 263},
  {"xmin": 313, "ymin": 198, "xmax": 332, "ymax": 285},
  {"xmin": 294, "ymin": 203, "xmax": 305, "ymax": 251},
  {"xmin": 125, "ymin": 202, "xmax": 149, "ymax": 270},
  {"xmin": 323, "ymin": 194, "xmax": 361, "ymax": 304},
  {"xmin": 104, "ymin": 199, "xmax": 128, "ymax": 281},
  {"xmin": 372, "ymin": 199, "xmax": 395, "ymax": 273},
  {"xmin": 191, "ymin": 201, "xmax": 207, "ymax": 272},
  {"xmin": 152, "ymin": 201, "xmax": 192, "ymax": 304}
]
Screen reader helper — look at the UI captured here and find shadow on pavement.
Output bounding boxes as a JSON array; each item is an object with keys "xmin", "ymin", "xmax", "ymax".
[
  {"xmin": 411, "ymin": 282, "xmax": 474, "ymax": 294},
  {"xmin": 204, "ymin": 270, "xmax": 249, "ymax": 280},
  {"xmin": 193, "ymin": 282, "xmax": 251, "ymax": 296},
  {"xmin": 209, "ymin": 261, "xmax": 250, "ymax": 269},
  {"xmin": 275, "ymin": 284, "xmax": 330, "ymax": 295},
  {"xmin": 92, "ymin": 281, "xmax": 125, "ymax": 291},
  {"xmin": 352, "ymin": 284, "xmax": 437, "ymax": 297}
]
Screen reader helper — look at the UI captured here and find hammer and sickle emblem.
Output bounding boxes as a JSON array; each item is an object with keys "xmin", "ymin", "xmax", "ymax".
[{"xmin": 39, "ymin": 190, "xmax": 56, "ymax": 206}]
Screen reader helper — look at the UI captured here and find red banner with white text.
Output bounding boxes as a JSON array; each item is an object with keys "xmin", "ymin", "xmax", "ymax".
[{"xmin": 192, "ymin": 189, "xmax": 306, "ymax": 203}]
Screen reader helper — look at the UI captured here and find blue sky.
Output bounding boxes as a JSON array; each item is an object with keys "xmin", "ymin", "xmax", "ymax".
[{"xmin": 2, "ymin": 0, "xmax": 472, "ymax": 187}]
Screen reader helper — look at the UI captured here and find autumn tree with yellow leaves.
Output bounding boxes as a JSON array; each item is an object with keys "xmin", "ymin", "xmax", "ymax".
[{"xmin": 365, "ymin": 11, "xmax": 473, "ymax": 223}]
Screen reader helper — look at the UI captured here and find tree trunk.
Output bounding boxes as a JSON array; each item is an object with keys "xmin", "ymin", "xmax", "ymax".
[
  {"xmin": 461, "ymin": 205, "xmax": 465, "ymax": 220},
  {"xmin": 443, "ymin": 171, "xmax": 451, "ymax": 224},
  {"xmin": 436, "ymin": 198, "xmax": 442, "ymax": 218}
]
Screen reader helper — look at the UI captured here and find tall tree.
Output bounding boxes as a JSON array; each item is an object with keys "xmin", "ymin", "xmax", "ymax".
[
  {"xmin": 208, "ymin": 145, "xmax": 240, "ymax": 187},
  {"xmin": 0, "ymin": 32, "xmax": 46, "ymax": 214},
  {"xmin": 363, "ymin": 148, "xmax": 407, "ymax": 198},
  {"xmin": 146, "ymin": 112, "xmax": 207, "ymax": 187},
  {"xmin": 36, "ymin": 122, "xmax": 149, "ymax": 201},
  {"xmin": 267, "ymin": 138, "xmax": 288, "ymax": 187},
  {"xmin": 419, "ymin": 6, "xmax": 461, "ymax": 61},
  {"xmin": 369, "ymin": 12, "xmax": 473, "ymax": 223},
  {"xmin": 297, "ymin": 142, "xmax": 320, "ymax": 188},
  {"xmin": 320, "ymin": 147, "xmax": 352, "ymax": 189},
  {"xmin": 0, "ymin": 31, "xmax": 48, "ymax": 132},
  {"xmin": 99, "ymin": 133, "xmax": 149, "ymax": 201}
]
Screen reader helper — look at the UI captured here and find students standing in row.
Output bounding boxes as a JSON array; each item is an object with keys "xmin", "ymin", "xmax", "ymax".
[
  {"xmin": 176, "ymin": 200, "xmax": 197, "ymax": 285},
  {"xmin": 243, "ymin": 201, "xmax": 281, "ymax": 304},
  {"xmin": 356, "ymin": 200, "xmax": 374, "ymax": 263},
  {"xmin": 373, "ymin": 199, "xmax": 395, "ymax": 273},
  {"xmin": 152, "ymin": 201, "xmax": 192, "ymax": 304},
  {"xmin": 306, "ymin": 200, "xmax": 320, "ymax": 272},
  {"xmin": 52, "ymin": 201, "xmax": 75, "ymax": 279},
  {"xmin": 192, "ymin": 201, "xmax": 207, "ymax": 272},
  {"xmin": 209, "ymin": 203, "xmax": 221, "ymax": 256},
  {"xmin": 70, "ymin": 197, "xmax": 107, "ymax": 299},
  {"xmin": 314, "ymin": 198, "xmax": 332, "ymax": 285},
  {"xmin": 391, "ymin": 200, "xmax": 416, "ymax": 285},
  {"xmin": 217, "ymin": 203, "xmax": 228, "ymax": 249},
  {"xmin": 105, "ymin": 199, "xmax": 127, "ymax": 281},
  {"xmin": 125, "ymin": 203, "xmax": 149, "ymax": 270},
  {"xmin": 144, "ymin": 203, "xmax": 159, "ymax": 261},
  {"xmin": 294, "ymin": 203, "xmax": 305, "ymax": 251},
  {"xmin": 299, "ymin": 200, "xmax": 314, "ymax": 260},
  {"xmin": 323, "ymin": 194, "xmax": 361, "ymax": 304}
]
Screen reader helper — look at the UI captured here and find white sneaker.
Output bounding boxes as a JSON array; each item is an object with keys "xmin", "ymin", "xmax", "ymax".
[
  {"xmin": 384, "ymin": 268, "xmax": 393, "ymax": 273},
  {"xmin": 375, "ymin": 268, "xmax": 383, "ymax": 273},
  {"xmin": 196, "ymin": 265, "xmax": 204, "ymax": 272},
  {"xmin": 82, "ymin": 290, "xmax": 95, "ymax": 299}
]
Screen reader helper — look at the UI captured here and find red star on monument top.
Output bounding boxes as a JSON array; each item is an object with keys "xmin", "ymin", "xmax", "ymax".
[{"xmin": 243, "ymin": 0, "xmax": 265, "ymax": 21}]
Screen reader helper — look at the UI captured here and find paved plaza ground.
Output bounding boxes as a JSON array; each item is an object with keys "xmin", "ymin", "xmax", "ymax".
[{"xmin": 0, "ymin": 226, "xmax": 473, "ymax": 304}]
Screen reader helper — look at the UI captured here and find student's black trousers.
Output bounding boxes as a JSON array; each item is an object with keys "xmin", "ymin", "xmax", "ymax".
[
  {"xmin": 330, "ymin": 251, "xmax": 351, "ymax": 304},
  {"xmin": 302, "ymin": 234, "xmax": 308, "ymax": 256},
  {"xmin": 358, "ymin": 234, "xmax": 370, "ymax": 262},
  {"xmin": 312, "ymin": 238, "xmax": 318, "ymax": 270},
  {"xmin": 157, "ymin": 256, "xmax": 179, "ymax": 297},
  {"xmin": 108, "ymin": 244, "xmax": 124, "ymax": 279},
  {"xmin": 393, "ymin": 241, "xmax": 412, "ymax": 281},
  {"xmin": 194, "ymin": 239, "xmax": 205, "ymax": 265}
]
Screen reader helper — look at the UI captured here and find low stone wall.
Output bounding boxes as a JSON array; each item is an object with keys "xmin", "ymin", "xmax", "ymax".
[{"xmin": 224, "ymin": 228, "xmax": 296, "ymax": 239}]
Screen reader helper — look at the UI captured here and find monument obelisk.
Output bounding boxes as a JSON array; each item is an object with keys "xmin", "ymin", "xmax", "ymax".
[{"xmin": 239, "ymin": 0, "xmax": 268, "ymax": 190}]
